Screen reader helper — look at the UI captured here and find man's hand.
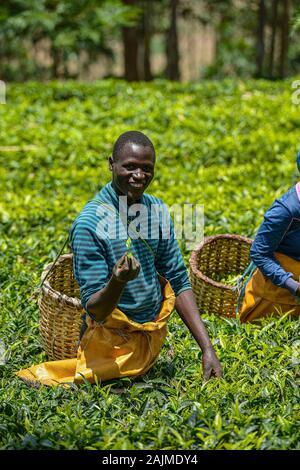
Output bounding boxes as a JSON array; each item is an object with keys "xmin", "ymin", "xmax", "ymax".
[
  {"xmin": 175, "ymin": 290, "xmax": 222, "ymax": 382},
  {"xmin": 202, "ymin": 346, "xmax": 222, "ymax": 381},
  {"xmin": 87, "ymin": 253, "xmax": 140, "ymax": 321},
  {"xmin": 112, "ymin": 253, "xmax": 140, "ymax": 284}
]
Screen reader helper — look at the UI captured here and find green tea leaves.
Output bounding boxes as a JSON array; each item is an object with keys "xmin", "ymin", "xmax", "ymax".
[
  {"xmin": 125, "ymin": 237, "xmax": 133, "ymax": 259},
  {"xmin": 1, "ymin": 80, "xmax": 299, "ymax": 450}
]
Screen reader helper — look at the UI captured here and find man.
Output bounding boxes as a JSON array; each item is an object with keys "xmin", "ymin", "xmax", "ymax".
[
  {"xmin": 17, "ymin": 131, "xmax": 221, "ymax": 387},
  {"xmin": 70, "ymin": 130, "xmax": 221, "ymax": 382}
]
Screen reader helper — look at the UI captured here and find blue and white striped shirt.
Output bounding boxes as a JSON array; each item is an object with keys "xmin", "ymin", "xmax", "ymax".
[{"xmin": 70, "ymin": 182, "xmax": 191, "ymax": 323}]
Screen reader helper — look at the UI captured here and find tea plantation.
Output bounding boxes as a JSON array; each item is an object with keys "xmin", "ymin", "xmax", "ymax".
[{"xmin": 0, "ymin": 79, "xmax": 299, "ymax": 449}]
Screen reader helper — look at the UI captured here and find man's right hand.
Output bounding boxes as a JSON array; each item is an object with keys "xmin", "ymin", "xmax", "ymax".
[{"xmin": 112, "ymin": 253, "xmax": 140, "ymax": 284}]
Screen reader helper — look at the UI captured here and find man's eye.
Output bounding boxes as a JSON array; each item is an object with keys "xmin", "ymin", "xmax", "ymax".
[{"xmin": 124, "ymin": 165, "xmax": 152, "ymax": 172}]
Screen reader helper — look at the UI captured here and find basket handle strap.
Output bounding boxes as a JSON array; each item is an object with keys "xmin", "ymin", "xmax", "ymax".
[{"xmin": 29, "ymin": 236, "xmax": 70, "ymax": 301}]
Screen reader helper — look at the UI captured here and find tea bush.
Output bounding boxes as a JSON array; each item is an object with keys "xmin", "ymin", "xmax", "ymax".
[{"xmin": 0, "ymin": 79, "xmax": 299, "ymax": 449}]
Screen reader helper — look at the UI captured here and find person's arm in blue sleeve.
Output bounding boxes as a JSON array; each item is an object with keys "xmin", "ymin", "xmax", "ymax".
[{"xmin": 250, "ymin": 200, "xmax": 299, "ymax": 295}]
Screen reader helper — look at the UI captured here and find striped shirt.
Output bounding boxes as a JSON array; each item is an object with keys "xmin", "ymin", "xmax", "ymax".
[{"xmin": 70, "ymin": 182, "xmax": 191, "ymax": 323}]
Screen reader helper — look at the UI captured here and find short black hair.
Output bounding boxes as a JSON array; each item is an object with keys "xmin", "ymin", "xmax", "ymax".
[{"xmin": 112, "ymin": 131, "xmax": 155, "ymax": 160}]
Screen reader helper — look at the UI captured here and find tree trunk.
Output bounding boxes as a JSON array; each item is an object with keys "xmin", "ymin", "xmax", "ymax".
[
  {"xmin": 268, "ymin": 0, "xmax": 278, "ymax": 78},
  {"xmin": 143, "ymin": 0, "xmax": 152, "ymax": 81},
  {"xmin": 123, "ymin": 0, "xmax": 139, "ymax": 81},
  {"xmin": 166, "ymin": 0, "xmax": 180, "ymax": 81},
  {"xmin": 279, "ymin": 0, "xmax": 290, "ymax": 78},
  {"xmin": 51, "ymin": 45, "xmax": 61, "ymax": 79},
  {"xmin": 255, "ymin": 0, "xmax": 266, "ymax": 78}
]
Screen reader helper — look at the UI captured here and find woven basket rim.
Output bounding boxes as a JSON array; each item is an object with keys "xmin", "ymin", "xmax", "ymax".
[
  {"xmin": 189, "ymin": 234, "xmax": 253, "ymax": 291},
  {"xmin": 41, "ymin": 253, "xmax": 83, "ymax": 309}
]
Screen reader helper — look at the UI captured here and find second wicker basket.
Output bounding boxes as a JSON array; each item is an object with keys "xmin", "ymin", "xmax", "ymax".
[{"xmin": 189, "ymin": 234, "xmax": 252, "ymax": 317}]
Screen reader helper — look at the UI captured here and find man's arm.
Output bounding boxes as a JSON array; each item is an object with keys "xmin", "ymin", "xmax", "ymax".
[
  {"xmin": 175, "ymin": 289, "xmax": 222, "ymax": 380},
  {"xmin": 153, "ymin": 202, "xmax": 222, "ymax": 380},
  {"xmin": 87, "ymin": 254, "xmax": 140, "ymax": 322},
  {"xmin": 86, "ymin": 276, "xmax": 126, "ymax": 322}
]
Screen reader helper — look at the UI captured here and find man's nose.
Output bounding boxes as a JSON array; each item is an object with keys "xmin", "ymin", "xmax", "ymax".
[{"xmin": 133, "ymin": 170, "xmax": 145, "ymax": 180}]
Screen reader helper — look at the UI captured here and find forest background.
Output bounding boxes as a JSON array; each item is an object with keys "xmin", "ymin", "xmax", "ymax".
[{"xmin": 1, "ymin": 0, "xmax": 300, "ymax": 83}]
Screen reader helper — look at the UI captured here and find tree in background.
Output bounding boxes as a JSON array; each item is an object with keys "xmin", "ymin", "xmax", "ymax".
[
  {"xmin": 202, "ymin": 0, "xmax": 258, "ymax": 78},
  {"xmin": 140, "ymin": 0, "xmax": 153, "ymax": 80},
  {"xmin": 279, "ymin": 0, "xmax": 291, "ymax": 78},
  {"xmin": 292, "ymin": 4, "xmax": 300, "ymax": 31},
  {"xmin": 165, "ymin": 0, "xmax": 180, "ymax": 80},
  {"xmin": 1, "ymin": 0, "xmax": 300, "ymax": 82},
  {"xmin": 289, "ymin": 3, "xmax": 300, "ymax": 74},
  {"xmin": 122, "ymin": 0, "xmax": 155, "ymax": 81},
  {"xmin": 122, "ymin": 0, "xmax": 140, "ymax": 81},
  {"xmin": 0, "ymin": 0, "xmax": 139, "ymax": 80},
  {"xmin": 254, "ymin": 0, "xmax": 293, "ymax": 79},
  {"xmin": 255, "ymin": 0, "xmax": 266, "ymax": 78},
  {"xmin": 254, "ymin": 0, "xmax": 293, "ymax": 78},
  {"xmin": 268, "ymin": 0, "xmax": 279, "ymax": 78},
  {"xmin": 203, "ymin": 0, "xmax": 298, "ymax": 80}
]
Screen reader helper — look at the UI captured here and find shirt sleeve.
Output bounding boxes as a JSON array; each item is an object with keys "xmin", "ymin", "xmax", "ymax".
[
  {"xmin": 154, "ymin": 203, "xmax": 192, "ymax": 296},
  {"xmin": 250, "ymin": 199, "xmax": 295, "ymax": 289},
  {"xmin": 70, "ymin": 223, "xmax": 109, "ymax": 311}
]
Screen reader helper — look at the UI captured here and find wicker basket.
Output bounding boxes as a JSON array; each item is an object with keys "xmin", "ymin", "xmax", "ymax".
[
  {"xmin": 189, "ymin": 234, "xmax": 252, "ymax": 318},
  {"xmin": 38, "ymin": 253, "xmax": 84, "ymax": 360}
]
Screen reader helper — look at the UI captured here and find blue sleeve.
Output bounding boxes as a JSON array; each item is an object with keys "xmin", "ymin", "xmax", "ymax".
[
  {"xmin": 154, "ymin": 204, "xmax": 192, "ymax": 296},
  {"xmin": 250, "ymin": 199, "xmax": 294, "ymax": 289},
  {"xmin": 70, "ymin": 223, "xmax": 109, "ymax": 311}
]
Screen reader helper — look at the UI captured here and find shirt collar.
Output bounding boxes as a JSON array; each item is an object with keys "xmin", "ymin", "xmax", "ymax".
[{"xmin": 97, "ymin": 181, "xmax": 144, "ymax": 211}]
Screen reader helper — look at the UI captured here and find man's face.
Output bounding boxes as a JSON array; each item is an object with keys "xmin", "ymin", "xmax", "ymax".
[{"xmin": 109, "ymin": 142, "xmax": 155, "ymax": 202}]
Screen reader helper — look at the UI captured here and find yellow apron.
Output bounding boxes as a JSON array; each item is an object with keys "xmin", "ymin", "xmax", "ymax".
[
  {"xmin": 239, "ymin": 252, "xmax": 300, "ymax": 323},
  {"xmin": 16, "ymin": 277, "xmax": 175, "ymax": 388}
]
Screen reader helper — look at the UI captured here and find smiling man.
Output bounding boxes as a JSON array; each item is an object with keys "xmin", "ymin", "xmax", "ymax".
[
  {"xmin": 69, "ymin": 130, "xmax": 221, "ymax": 384},
  {"xmin": 16, "ymin": 131, "xmax": 221, "ymax": 388}
]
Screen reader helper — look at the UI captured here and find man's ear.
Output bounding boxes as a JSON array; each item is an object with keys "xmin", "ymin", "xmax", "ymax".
[{"xmin": 108, "ymin": 156, "xmax": 113, "ymax": 171}]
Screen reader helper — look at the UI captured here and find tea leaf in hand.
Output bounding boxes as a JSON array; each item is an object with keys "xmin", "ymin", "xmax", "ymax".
[{"xmin": 126, "ymin": 237, "xmax": 133, "ymax": 259}]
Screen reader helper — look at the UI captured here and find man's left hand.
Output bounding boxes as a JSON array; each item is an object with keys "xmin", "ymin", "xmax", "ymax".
[{"xmin": 202, "ymin": 347, "xmax": 222, "ymax": 381}]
